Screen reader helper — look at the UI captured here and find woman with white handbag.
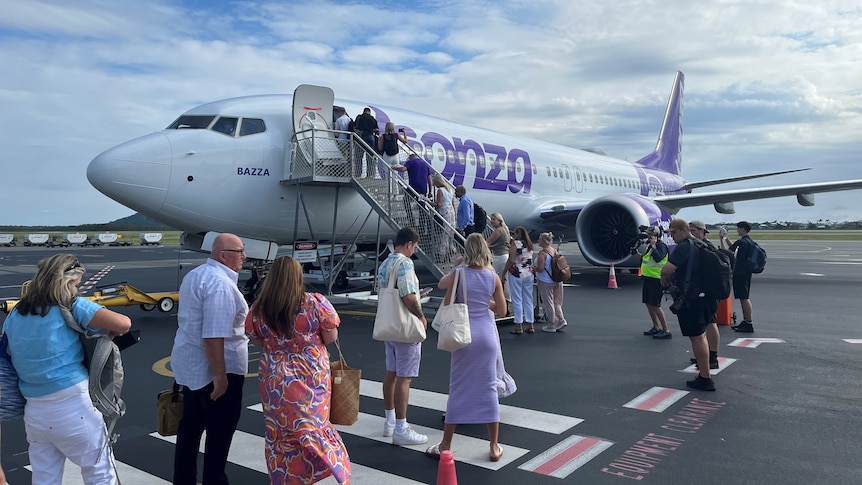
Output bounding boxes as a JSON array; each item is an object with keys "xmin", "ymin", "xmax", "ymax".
[{"xmin": 426, "ymin": 234, "xmax": 507, "ymax": 463}]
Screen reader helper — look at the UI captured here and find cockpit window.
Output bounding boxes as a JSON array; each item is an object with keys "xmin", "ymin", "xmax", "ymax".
[
  {"xmin": 167, "ymin": 115, "xmax": 215, "ymax": 129},
  {"xmin": 211, "ymin": 117, "xmax": 238, "ymax": 137},
  {"xmin": 240, "ymin": 118, "xmax": 266, "ymax": 136}
]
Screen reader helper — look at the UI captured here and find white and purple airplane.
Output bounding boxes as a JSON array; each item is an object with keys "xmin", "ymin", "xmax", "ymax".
[{"xmin": 87, "ymin": 71, "xmax": 862, "ymax": 267}]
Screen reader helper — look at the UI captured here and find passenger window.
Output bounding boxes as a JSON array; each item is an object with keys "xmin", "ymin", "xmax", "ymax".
[
  {"xmin": 553, "ymin": 168, "xmax": 558, "ymax": 177},
  {"xmin": 211, "ymin": 117, "xmax": 238, "ymax": 137},
  {"xmin": 240, "ymin": 118, "xmax": 266, "ymax": 136},
  {"xmin": 546, "ymin": 167, "xmax": 551, "ymax": 176},
  {"xmin": 532, "ymin": 165, "xmax": 537, "ymax": 175}
]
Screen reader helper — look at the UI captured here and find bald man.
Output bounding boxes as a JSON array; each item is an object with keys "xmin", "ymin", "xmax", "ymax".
[{"xmin": 171, "ymin": 233, "xmax": 250, "ymax": 485}]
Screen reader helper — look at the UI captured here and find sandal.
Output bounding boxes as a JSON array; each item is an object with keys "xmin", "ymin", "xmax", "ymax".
[
  {"xmin": 425, "ymin": 443, "xmax": 443, "ymax": 459},
  {"xmin": 510, "ymin": 324, "xmax": 523, "ymax": 335},
  {"xmin": 490, "ymin": 445, "xmax": 504, "ymax": 462},
  {"xmin": 526, "ymin": 325, "xmax": 535, "ymax": 334}
]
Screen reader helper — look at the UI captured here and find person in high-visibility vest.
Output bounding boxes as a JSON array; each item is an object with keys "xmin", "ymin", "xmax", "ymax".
[{"xmin": 639, "ymin": 226, "xmax": 671, "ymax": 338}]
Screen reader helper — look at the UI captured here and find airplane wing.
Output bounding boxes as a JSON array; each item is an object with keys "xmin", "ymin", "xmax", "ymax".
[{"xmin": 654, "ymin": 179, "xmax": 862, "ymax": 214}]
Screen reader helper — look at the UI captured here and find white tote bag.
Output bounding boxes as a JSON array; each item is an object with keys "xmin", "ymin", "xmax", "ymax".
[
  {"xmin": 372, "ymin": 257, "xmax": 426, "ymax": 343},
  {"xmin": 432, "ymin": 268, "xmax": 472, "ymax": 352}
]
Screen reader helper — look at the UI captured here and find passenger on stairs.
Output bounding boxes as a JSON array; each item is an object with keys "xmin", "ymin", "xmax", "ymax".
[
  {"xmin": 394, "ymin": 154, "xmax": 434, "ymax": 229},
  {"xmin": 355, "ymin": 107, "xmax": 379, "ymax": 177},
  {"xmin": 432, "ymin": 174, "xmax": 457, "ymax": 260}
]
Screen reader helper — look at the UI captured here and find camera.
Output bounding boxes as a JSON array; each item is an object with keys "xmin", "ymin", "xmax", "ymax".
[
  {"xmin": 666, "ymin": 286, "xmax": 687, "ymax": 314},
  {"xmin": 629, "ymin": 225, "xmax": 655, "ymax": 255}
]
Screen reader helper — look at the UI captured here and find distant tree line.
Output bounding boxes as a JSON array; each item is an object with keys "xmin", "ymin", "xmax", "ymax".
[{"xmin": 0, "ymin": 213, "xmax": 176, "ymax": 232}]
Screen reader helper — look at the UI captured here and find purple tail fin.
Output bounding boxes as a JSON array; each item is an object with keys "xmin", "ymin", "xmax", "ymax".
[{"xmin": 634, "ymin": 71, "xmax": 684, "ymax": 176}]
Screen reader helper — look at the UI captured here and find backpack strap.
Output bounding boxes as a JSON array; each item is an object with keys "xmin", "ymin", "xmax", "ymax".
[{"xmin": 542, "ymin": 250, "xmax": 553, "ymax": 278}]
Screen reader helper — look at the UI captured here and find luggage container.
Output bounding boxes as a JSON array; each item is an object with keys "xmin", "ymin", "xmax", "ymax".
[
  {"xmin": 64, "ymin": 234, "xmax": 88, "ymax": 245},
  {"xmin": 0, "ymin": 234, "xmax": 17, "ymax": 247},
  {"xmin": 140, "ymin": 233, "xmax": 163, "ymax": 245},
  {"xmin": 24, "ymin": 234, "xmax": 49, "ymax": 246}
]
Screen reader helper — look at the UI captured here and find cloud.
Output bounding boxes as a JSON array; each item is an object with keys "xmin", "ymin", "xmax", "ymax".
[{"xmin": 1, "ymin": 0, "xmax": 861, "ymax": 226}]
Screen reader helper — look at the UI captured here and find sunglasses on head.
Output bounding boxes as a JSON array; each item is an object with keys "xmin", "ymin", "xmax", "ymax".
[{"xmin": 66, "ymin": 259, "xmax": 83, "ymax": 272}]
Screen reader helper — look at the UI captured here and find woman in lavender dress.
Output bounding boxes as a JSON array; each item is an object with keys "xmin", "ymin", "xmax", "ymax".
[{"xmin": 427, "ymin": 233, "xmax": 507, "ymax": 462}]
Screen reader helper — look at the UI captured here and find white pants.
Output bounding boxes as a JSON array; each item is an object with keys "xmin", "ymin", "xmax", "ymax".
[
  {"xmin": 508, "ymin": 274, "xmax": 535, "ymax": 324},
  {"xmin": 24, "ymin": 381, "xmax": 116, "ymax": 485},
  {"xmin": 492, "ymin": 254, "xmax": 511, "ymax": 301}
]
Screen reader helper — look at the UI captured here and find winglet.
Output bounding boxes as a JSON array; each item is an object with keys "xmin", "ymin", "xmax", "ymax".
[{"xmin": 634, "ymin": 71, "xmax": 684, "ymax": 176}]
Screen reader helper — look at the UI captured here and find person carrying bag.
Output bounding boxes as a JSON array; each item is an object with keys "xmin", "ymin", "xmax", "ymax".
[
  {"xmin": 373, "ymin": 257, "xmax": 427, "ymax": 343},
  {"xmin": 432, "ymin": 267, "xmax": 471, "ymax": 352}
]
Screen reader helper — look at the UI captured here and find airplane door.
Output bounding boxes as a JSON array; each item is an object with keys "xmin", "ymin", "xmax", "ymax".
[
  {"xmin": 560, "ymin": 164, "xmax": 573, "ymax": 192},
  {"xmin": 291, "ymin": 85, "xmax": 336, "ymax": 176},
  {"xmin": 573, "ymin": 165, "xmax": 584, "ymax": 193}
]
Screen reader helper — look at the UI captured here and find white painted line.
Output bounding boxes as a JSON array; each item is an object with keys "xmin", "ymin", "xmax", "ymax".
[
  {"xmin": 843, "ymin": 339, "xmax": 862, "ymax": 344},
  {"xmin": 818, "ymin": 262, "xmax": 862, "ymax": 265},
  {"xmin": 246, "ymin": 407, "xmax": 529, "ymax": 471},
  {"xmin": 623, "ymin": 387, "xmax": 689, "ymax": 412},
  {"xmin": 26, "ymin": 459, "xmax": 171, "ymax": 485},
  {"xmin": 728, "ymin": 338, "xmax": 785, "ymax": 348},
  {"xmin": 680, "ymin": 357, "xmax": 738, "ymax": 374},
  {"xmin": 518, "ymin": 435, "xmax": 614, "ymax": 478},
  {"xmin": 358, "ymin": 378, "xmax": 583, "ymax": 434},
  {"xmin": 799, "ymin": 273, "xmax": 824, "ymax": 277},
  {"xmin": 153, "ymin": 430, "xmax": 426, "ymax": 484}
]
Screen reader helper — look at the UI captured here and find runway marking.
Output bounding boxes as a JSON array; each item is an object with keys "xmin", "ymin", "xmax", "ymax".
[
  {"xmin": 78, "ymin": 265, "xmax": 114, "ymax": 294},
  {"xmin": 799, "ymin": 272, "xmax": 825, "ymax": 277},
  {"xmin": 843, "ymin": 339, "xmax": 862, "ymax": 344},
  {"xmin": 25, "ymin": 458, "xmax": 171, "ymax": 485},
  {"xmin": 153, "ymin": 430, "xmax": 425, "ymax": 484},
  {"xmin": 518, "ymin": 435, "xmax": 614, "ymax": 478},
  {"xmin": 817, "ymin": 262, "xmax": 862, "ymax": 265},
  {"xmin": 358, "ymin": 378, "xmax": 584, "ymax": 434},
  {"xmin": 246, "ymin": 407, "xmax": 529, "ymax": 470},
  {"xmin": 623, "ymin": 387, "xmax": 689, "ymax": 413},
  {"xmin": 728, "ymin": 338, "xmax": 785, "ymax": 348},
  {"xmin": 680, "ymin": 357, "xmax": 737, "ymax": 374}
]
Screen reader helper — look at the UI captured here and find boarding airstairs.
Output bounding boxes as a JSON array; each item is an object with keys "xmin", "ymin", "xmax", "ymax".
[{"xmin": 287, "ymin": 127, "xmax": 463, "ymax": 281}]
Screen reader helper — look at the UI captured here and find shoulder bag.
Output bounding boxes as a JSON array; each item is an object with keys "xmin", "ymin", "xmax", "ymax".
[
  {"xmin": 432, "ymin": 268, "xmax": 472, "ymax": 352},
  {"xmin": 372, "ymin": 257, "xmax": 427, "ymax": 343},
  {"xmin": 329, "ymin": 339, "xmax": 361, "ymax": 425}
]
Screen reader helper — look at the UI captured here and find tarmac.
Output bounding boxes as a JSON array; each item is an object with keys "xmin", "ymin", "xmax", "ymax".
[{"xmin": 1, "ymin": 239, "xmax": 860, "ymax": 484}]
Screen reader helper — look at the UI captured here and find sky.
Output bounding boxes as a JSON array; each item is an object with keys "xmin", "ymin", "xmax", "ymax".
[{"xmin": 2, "ymin": 0, "xmax": 861, "ymax": 226}]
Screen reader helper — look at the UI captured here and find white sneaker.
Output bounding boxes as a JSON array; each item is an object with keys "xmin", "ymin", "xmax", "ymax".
[
  {"xmin": 383, "ymin": 421, "xmax": 395, "ymax": 437},
  {"xmin": 392, "ymin": 426, "xmax": 428, "ymax": 446}
]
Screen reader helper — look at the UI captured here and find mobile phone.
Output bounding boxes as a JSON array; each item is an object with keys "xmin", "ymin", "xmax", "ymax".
[
  {"xmin": 398, "ymin": 128, "xmax": 405, "ymax": 133},
  {"xmin": 115, "ymin": 329, "xmax": 141, "ymax": 351},
  {"xmin": 420, "ymin": 287, "xmax": 433, "ymax": 297}
]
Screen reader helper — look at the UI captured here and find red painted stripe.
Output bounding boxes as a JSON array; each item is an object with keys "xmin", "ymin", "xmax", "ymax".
[
  {"xmin": 533, "ymin": 436, "xmax": 601, "ymax": 475},
  {"xmin": 303, "ymin": 106, "xmax": 322, "ymax": 110},
  {"xmin": 636, "ymin": 388, "xmax": 677, "ymax": 411}
]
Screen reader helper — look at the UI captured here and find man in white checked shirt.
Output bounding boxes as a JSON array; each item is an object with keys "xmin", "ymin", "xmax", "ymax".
[{"xmin": 171, "ymin": 233, "xmax": 249, "ymax": 485}]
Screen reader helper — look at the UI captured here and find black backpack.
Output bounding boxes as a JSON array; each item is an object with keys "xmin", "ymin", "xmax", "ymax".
[
  {"xmin": 473, "ymin": 203, "xmax": 487, "ymax": 233},
  {"xmin": 347, "ymin": 118, "xmax": 356, "ymax": 133},
  {"xmin": 693, "ymin": 239, "xmax": 732, "ymax": 300},
  {"xmin": 382, "ymin": 133, "xmax": 399, "ymax": 156}
]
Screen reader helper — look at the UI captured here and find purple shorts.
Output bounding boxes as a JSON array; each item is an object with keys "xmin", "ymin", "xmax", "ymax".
[{"xmin": 385, "ymin": 341, "xmax": 422, "ymax": 377}]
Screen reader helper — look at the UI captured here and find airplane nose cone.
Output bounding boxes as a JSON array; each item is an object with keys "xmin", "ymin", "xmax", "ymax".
[{"xmin": 87, "ymin": 132, "xmax": 171, "ymax": 213}]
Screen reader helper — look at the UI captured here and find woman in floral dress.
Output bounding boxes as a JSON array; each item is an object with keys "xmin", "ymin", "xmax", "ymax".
[{"xmin": 246, "ymin": 256, "xmax": 351, "ymax": 484}]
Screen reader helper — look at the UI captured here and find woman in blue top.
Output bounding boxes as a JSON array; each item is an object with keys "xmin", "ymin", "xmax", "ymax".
[{"xmin": 4, "ymin": 253, "xmax": 131, "ymax": 484}]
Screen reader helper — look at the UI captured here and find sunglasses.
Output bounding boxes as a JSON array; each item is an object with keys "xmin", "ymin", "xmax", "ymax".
[
  {"xmin": 222, "ymin": 248, "xmax": 245, "ymax": 254},
  {"xmin": 66, "ymin": 259, "xmax": 83, "ymax": 272}
]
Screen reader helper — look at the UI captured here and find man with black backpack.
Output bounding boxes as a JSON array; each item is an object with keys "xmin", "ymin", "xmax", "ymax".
[
  {"xmin": 661, "ymin": 219, "xmax": 718, "ymax": 391},
  {"xmin": 720, "ymin": 221, "xmax": 758, "ymax": 333}
]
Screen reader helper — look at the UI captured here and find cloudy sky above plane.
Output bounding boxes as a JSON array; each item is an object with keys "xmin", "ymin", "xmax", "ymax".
[{"xmin": 2, "ymin": 0, "xmax": 861, "ymax": 226}]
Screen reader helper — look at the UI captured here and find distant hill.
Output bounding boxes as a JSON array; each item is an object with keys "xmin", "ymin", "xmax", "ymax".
[{"xmin": 0, "ymin": 213, "xmax": 175, "ymax": 232}]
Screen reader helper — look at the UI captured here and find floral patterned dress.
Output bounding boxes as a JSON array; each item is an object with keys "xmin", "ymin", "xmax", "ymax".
[{"xmin": 246, "ymin": 293, "xmax": 351, "ymax": 484}]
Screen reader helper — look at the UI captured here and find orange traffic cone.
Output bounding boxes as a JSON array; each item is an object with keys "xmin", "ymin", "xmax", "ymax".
[
  {"xmin": 437, "ymin": 450, "xmax": 458, "ymax": 485},
  {"xmin": 607, "ymin": 263, "xmax": 619, "ymax": 289}
]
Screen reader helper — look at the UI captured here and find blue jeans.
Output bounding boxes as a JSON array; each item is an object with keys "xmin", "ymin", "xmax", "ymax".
[{"xmin": 173, "ymin": 374, "xmax": 245, "ymax": 485}]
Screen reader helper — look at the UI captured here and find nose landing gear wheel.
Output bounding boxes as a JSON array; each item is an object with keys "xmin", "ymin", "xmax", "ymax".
[{"xmin": 140, "ymin": 303, "xmax": 156, "ymax": 311}]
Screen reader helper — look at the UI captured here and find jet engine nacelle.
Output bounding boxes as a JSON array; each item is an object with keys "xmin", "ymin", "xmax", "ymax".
[{"xmin": 574, "ymin": 194, "xmax": 672, "ymax": 267}]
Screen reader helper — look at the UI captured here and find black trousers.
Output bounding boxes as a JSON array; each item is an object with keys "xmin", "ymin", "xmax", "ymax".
[{"xmin": 173, "ymin": 373, "xmax": 245, "ymax": 485}]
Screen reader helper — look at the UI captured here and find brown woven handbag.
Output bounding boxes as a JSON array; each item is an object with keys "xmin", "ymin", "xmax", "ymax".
[{"xmin": 329, "ymin": 339, "xmax": 361, "ymax": 425}]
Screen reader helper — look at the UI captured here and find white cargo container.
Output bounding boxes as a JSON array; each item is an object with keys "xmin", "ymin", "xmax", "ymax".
[
  {"xmin": 25, "ymin": 234, "xmax": 50, "ymax": 246},
  {"xmin": 64, "ymin": 234, "xmax": 88, "ymax": 245},
  {"xmin": 0, "ymin": 234, "xmax": 15, "ymax": 245},
  {"xmin": 98, "ymin": 233, "xmax": 119, "ymax": 244},
  {"xmin": 140, "ymin": 233, "xmax": 163, "ymax": 245}
]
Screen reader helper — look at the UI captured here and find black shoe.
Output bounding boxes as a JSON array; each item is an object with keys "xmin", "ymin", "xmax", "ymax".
[
  {"xmin": 686, "ymin": 375, "xmax": 716, "ymax": 391},
  {"xmin": 652, "ymin": 330, "xmax": 672, "ymax": 339},
  {"xmin": 643, "ymin": 327, "xmax": 660, "ymax": 336},
  {"xmin": 730, "ymin": 320, "xmax": 751, "ymax": 330},
  {"xmin": 692, "ymin": 358, "xmax": 720, "ymax": 370},
  {"xmin": 732, "ymin": 322, "xmax": 754, "ymax": 333}
]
